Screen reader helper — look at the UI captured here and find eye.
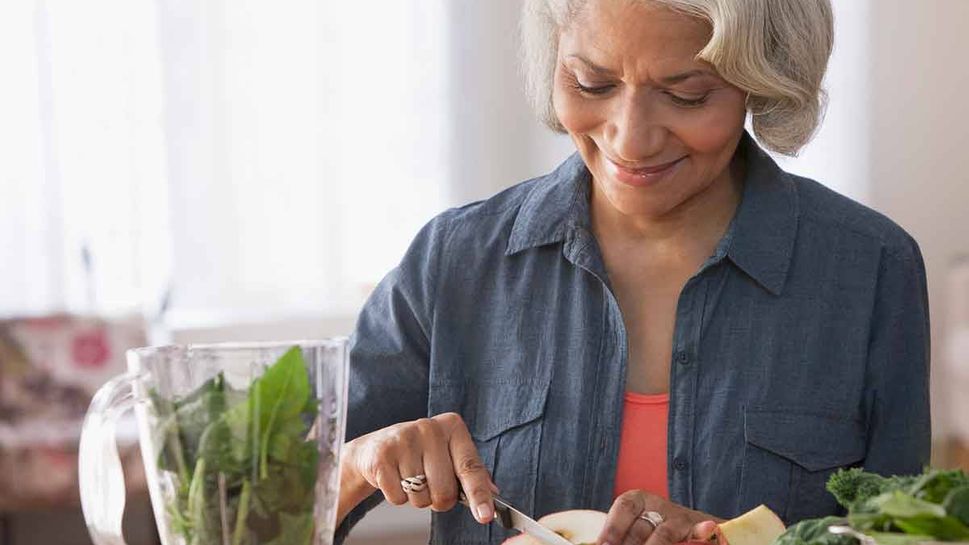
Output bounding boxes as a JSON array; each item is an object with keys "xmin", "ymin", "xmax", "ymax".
[
  {"xmin": 571, "ymin": 81, "xmax": 615, "ymax": 96},
  {"xmin": 665, "ymin": 91, "xmax": 709, "ymax": 108}
]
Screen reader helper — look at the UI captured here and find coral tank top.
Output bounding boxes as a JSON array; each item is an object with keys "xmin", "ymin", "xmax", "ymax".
[{"xmin": 612, "ymin": 391, "xmax": 670, "ymax": 499}]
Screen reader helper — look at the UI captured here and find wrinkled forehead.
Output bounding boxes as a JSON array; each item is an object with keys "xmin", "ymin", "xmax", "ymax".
[
  {"xmin": 557, "ymin": 0, "xmax": 714, "ymax": 70},
  {"xmin": 560, "ymin": 0, "xmax": 709, "ymax": 30}
]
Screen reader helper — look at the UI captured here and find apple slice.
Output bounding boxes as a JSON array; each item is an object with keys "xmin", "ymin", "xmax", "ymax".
[
  {"xmin": 716, "ymin": 505, "xmax": 785, "ymax": 545},
  {"xmin": 498, "ymin": 509, "xmax": 607, "ymax": 545}
]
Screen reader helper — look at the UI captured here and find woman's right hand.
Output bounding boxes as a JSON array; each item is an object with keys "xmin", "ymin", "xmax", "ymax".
[{"xmin": 337, "ymin": 412, "xmax": 498, "ymax": 525}]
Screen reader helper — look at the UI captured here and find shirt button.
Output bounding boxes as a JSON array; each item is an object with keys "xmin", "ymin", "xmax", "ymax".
[
  {"xmin": 673, "ymin": 457, "xmax": 689, "ymax": 471},
  {"xmin": 675, "ymin": 351, "xmax": 690, "ymax": 365}
]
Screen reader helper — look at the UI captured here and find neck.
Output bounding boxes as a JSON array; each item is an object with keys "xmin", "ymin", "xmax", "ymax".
[{"xmin": 591, "ymin": 153, "xmax": 745, "ymax": 260}]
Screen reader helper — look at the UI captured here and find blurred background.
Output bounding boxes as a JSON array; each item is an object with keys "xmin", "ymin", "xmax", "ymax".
[{"xmin": 1, "ymin": 1, "xmax": 967, "ymax": 544}]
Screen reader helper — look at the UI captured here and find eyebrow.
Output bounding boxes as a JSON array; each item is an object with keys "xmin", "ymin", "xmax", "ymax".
[
  {"xmin": 566, "ymin": 54, "xmax": 717, "ymax": 84},
  {"xmin": 658, "ymin": 69, "xmax": 716, "ymax": 84}
]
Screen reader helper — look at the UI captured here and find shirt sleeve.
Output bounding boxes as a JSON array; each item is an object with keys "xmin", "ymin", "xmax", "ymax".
[
  {"xmin": 862, "ymin": 237, "xmax": 931, "ymax": 476},
  {"xmin": 333, "ymin": 215, "xmax": 450, "ymax": 543}
]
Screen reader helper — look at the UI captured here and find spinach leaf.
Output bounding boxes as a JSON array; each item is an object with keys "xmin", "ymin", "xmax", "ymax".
[
  {"xmin": 943, "ymin": 486, "xmax": 969, "ymax": 526},
  {"xmin": 892, "ymin": 516, "xmax": 969, "ymax": 541},
  {"xmin": 867, "ymin": 490, "xmax": 946, "ymax": 519},
  {"xmin": 908, "ymin": 469, "xmax": 969, "ymax": 505},
  {"xmin": 866, "ymin": 531, "xmax": 933, "ymax": 545},
  {"xmin": 153, "ymin": 346, "xmax": 320, "ymax": 545},
  {"xmin": 249, "ymin": 346, "xmax": 311, "ymax": 478},
  {"xmin": 264, "ymin": 511, "xmax": 314, "ymax": 545}
]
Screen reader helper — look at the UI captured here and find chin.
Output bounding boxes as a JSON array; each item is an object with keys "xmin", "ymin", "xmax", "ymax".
[{"xmin": 594, "ymin": 174, "xmax": 687, "ymax": 218}]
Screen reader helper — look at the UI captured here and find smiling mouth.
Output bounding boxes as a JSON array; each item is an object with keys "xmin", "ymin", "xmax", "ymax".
[{"xmin": 608, "ymin": 156, "xmax": 685, "ymax": 174}]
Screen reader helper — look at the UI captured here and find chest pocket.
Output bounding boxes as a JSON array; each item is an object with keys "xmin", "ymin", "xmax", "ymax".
[
  {"xmin": 429, "ymin": 377, "xmax": 551, "ymax": 545},
  {"xmin": 739, "ymin": 409, "xmax": 866, "ymax": 524}
]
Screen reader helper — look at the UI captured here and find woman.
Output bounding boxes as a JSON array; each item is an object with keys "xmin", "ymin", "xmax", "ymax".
[{"xmin": 335, "ymin": 1, "xmax": 930, "ymax": 544}]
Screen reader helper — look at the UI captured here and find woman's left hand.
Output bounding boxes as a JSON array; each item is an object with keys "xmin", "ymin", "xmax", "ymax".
[{"xmin": 596, "ymin": 490, "xmax": 723, "ymax": 545}]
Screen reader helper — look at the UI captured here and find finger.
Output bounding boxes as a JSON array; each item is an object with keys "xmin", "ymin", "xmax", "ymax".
[
  {"xmin": 374, "ymin": 459, "xmax": 408, "ymax": 506},
  {"xmin": 691, "ymin": 521, "xmax": 718, "ymax": 541},
  {"xmin": 598, "ymin": 491, "xmax": 645, "ymax": 545},
  {"xmin": 417, "ymin": 418, "xmax": 460, "ymax": 512},
  {"xmin": 437, "ymin": 413, "xmax": 494, "ymax": 524},
  {"xmin": 397, "ymin": 431, "xmax": 431, "ymax": 508},
  {"xmin": 644, "ymin": 515, "xmax": 692, "ymax": 545},
  {"xmin": 622, "ymin": 517, "xmax": 657, "ymax": 545}
]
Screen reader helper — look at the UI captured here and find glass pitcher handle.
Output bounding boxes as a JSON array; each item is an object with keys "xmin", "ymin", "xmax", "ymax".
[{"xmin": 79, "ymin": 373, "xmax": 137, "ymax": 545}]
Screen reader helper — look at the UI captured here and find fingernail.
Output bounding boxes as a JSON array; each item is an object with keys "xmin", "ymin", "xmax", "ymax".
[{"xmin": 475, "ymin": 502, "xmax": 493, "ymax": 523}]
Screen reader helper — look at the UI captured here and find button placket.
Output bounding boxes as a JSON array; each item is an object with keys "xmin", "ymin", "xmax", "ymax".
[
  {"xmin": 675, "ymin": 350, "xmax": 691, "ymax": 366},
  {"xmin": 669, "ymin": 274, "xmax": 704, "ymax": 507}
]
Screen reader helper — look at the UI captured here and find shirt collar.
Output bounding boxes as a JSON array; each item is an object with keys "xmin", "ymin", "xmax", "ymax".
[
  {"xmin": 505, "ymin": 132, "xmax": 798, "ymax": 295},
  {"xmin": 725, "ymin": 133, "xmax": 799, "ymax": 295},
  {"xmin": 505, "ymin": 152, "xmax": 591, "ymax": 256}
]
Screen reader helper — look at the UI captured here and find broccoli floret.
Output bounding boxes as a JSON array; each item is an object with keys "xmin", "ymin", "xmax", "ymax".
[
  {"xmin": 827, "ymin": 469, "xmax": 893, "ymax": 509},
  {"xmin": 826, "ymin": 469, "xmax": 922, "ymax": 510}
]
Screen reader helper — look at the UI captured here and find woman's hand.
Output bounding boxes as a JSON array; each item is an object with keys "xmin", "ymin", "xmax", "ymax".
[
  {"xmin": 337, "ymin": 412, "xmax": 498, "ymax": 526},
  {"xmin": 597, "ymin": 490, "xmax": 722, "ymax": 545}
]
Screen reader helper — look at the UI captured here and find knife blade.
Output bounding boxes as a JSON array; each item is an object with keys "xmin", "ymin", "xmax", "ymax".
[
  {"xmin": 491, "ymin": 495, "xmax": 575, "ymax": 545},
  {"xmin": 460, "ymin": 489, "xmax": 574, "ymax": 545}
]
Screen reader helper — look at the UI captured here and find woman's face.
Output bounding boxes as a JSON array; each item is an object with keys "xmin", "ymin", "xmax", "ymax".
[{"xmin": 553, "ymin": 0, "xmax": 748, "ymax": 219}]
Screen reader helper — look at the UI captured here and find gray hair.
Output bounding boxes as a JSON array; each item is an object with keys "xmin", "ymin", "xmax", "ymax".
[{"xmin": 521, "ymin": 0, "xmax": 834, "ymax": 156}]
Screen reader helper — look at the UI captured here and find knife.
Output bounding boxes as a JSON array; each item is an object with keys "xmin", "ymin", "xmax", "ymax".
[{"xmin": 460, "ymin": 490, "xmax": 574, "ymax": 545}]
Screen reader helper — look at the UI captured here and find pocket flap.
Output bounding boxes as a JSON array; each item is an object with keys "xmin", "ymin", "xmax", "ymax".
[
  {"xmin": 744, "ymin": 409, "xmax": 866, "ymax": 472},
  {"xmin": 456, "ymin": 379, "xmax": 551, "ymax": 442}
]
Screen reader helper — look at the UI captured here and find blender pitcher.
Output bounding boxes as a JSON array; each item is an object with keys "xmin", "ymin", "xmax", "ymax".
[{"xmin": 79, "ymin": 340, "xmax": 349, "ymax": 545}]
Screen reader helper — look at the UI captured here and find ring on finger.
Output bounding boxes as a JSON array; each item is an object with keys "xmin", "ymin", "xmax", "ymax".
[
  {"xmin": 638, "ymin": 510, "xmax": 664, "ymax": 530},
  {"xmin": 400, "ymin": 474, "xmax": 428, "ymax": 493}
]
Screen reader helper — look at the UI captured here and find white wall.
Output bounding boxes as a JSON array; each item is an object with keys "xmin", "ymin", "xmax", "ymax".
[
  {"xmin": 867, "ymin": 0, "xmax": 969, "ymax": 449},
  {"xmin": 444, "ymin": 0, "xmax": 575, "ymax": 205},
  {"xmin": 769, "ymin": 0, "xmax": 871, "ymax": 201}
]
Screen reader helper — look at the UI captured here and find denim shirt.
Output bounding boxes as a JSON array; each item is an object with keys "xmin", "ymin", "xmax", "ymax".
[{"xmin": 337, "ymin": 134, "xmax": 931, "ymax": 545}]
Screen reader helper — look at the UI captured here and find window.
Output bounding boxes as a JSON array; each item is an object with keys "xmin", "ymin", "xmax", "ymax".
[{"xmin": 0, "ymin": 1, "xmax": 449, "ymax": 326}]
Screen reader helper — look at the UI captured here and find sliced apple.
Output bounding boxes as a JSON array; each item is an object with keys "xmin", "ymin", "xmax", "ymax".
[
  {"xmin": 498, "ymin": 509, "xmax": 607, "ymax": 545},
  {"xmin": 497, "ymin": 504, "xmax": 784, "ymax": 545},
  {"xmin": 539, "ymin": 510, "xmax": 608, "ymax": 544},
  {"xmin": 716, "ymin": 505, "xmax": 785, "ymax": 545}
]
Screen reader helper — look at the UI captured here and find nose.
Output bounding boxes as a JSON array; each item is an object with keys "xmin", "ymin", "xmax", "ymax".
[{"xmin": 605, "ymin": 90, "xmax": 667, "ymax": 163}]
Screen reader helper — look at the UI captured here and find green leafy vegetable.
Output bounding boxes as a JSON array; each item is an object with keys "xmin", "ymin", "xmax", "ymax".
[
  {"xmin": 869, "ymin": 490, "xmax": 947, "ymax": 519},
  {"xmin": 943, "ymin": 486, "xmax": 969, "ymax": 526},
  {"xmin": 826, "ymin": 468, "xmax": 919, "ymax": 511},
  {"xmin": 908, "ymin": 470, "xmax": 969, "ymax": 505},
  {"xmin": 774, "ymin": 517, "xmax": 855, "ymax": 545},
  {"xmin": 774, "ymin": 467, "xmax": 969, "ymax": 545},
  {"xmin": 153, "ymin": 346, "xmax": 319, "ymax": 545}
]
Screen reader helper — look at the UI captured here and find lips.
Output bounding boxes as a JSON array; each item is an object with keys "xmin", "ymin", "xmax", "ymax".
[{"xmin": 605, "ymin": 155, "xmax": 686, "ymax": 187}]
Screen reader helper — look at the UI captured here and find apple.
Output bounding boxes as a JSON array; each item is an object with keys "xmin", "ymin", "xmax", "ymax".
[
  {"xmin": 539, "ymin": 510, "xmax": 609, "ymax": 544},
  {"xmin": 715, "ymin": 505, "xmax": 786, "ymax": 545},
  {"xmin": 498, "ymin": 510, "xmax": 607, "ymax": 545},
  {"xmin": 498, "ymin": 504, "xmax": 784, "ymax": 545}
]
